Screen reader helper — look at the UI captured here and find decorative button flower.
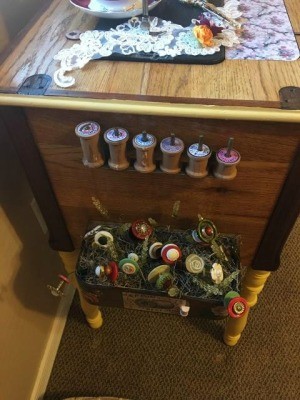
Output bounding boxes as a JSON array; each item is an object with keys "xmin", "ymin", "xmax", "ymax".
[
  {"xmin": 193, "ymin": 14, "xmax": 224, "ymax": 47},
  {"xmin": 193, "ymin": 25, "xmax": 214, "ymax": 47}
]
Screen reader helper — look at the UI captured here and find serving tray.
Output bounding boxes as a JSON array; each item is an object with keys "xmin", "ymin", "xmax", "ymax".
[{"xmin": 94, "ymin": 0, "xmax": 225, "ymax": 65}]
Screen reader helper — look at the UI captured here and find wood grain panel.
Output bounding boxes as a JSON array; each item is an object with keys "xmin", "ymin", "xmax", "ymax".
[
  {"xmin": 0, "ymin": 0, "xmax": 300, "ymax": 104},
  {"xmin": 59, "ymin": 205, "xmax": 267, "ymax": 267},
  {"xmin": 285, "ymin": 0, "xmax": 300, "ymax": 33},
  {"xmin": 25, "ymin": 108, "xmax": 300, "ymax": 266}
]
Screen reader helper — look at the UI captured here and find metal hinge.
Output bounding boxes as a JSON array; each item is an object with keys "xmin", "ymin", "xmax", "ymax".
[
  {"xmin": 18, "ymin": 74, "xmax": 52, "ymax": 95},
  {"xmin": 279, "ymin": 86, "xmax": 300, "ymax": 110}
]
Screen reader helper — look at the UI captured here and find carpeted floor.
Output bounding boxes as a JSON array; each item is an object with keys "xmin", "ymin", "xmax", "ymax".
[{"xmin": 44, "ymin": 218, "xmax": 300, "ymax": 400}]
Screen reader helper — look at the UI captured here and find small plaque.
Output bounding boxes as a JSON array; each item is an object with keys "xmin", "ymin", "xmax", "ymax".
[{"xmin": 122, "ymin": 292, "xmax": 187, "ymax": 314}]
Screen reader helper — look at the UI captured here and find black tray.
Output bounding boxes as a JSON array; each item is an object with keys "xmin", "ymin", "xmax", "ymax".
[{"xmin": 94, "ymin": 0, "xmax": 225, "ymax": 65}]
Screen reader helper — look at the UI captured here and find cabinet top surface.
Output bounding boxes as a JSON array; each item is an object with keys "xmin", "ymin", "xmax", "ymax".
[{"xmin": 0, "ymin": 0, "xmax": 300, "ymax": 107}]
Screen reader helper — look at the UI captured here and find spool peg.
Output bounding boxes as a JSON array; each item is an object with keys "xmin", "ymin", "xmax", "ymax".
[
  {"xmin": 214, "ymin": 137, "xmax": 241, "ymax": 180},
  {"xmin": 160, "ymin": 133, "xmax": 184, "ymax": 174},
  {"xmin": 75, "ymin": 121, "xmax": 104, "ymax": 168},
  {"xmin": 133, "ymin": 131, "xmax": 157, "ymax": 173},
  {"xmin": 104, "ymin": 127, "xmax": 129, "ymax": 170},
  {"xmin": 186, "ymin": 135, "xmax": 211, "ymax": 178}
]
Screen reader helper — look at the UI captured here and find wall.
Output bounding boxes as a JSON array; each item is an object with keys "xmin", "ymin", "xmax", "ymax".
[
  {"xmin": 0, "ymin": 2, "xmax": 67, "ymax": 397},
  {"xmin": 0, "ymin": 118, "xmax": 66, "ymax": 399}
]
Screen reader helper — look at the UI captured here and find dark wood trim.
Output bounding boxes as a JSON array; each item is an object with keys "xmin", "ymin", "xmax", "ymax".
[
  {"xmin": 252, "ymin": 144, "xmax": 300, "ymax": 271},
  {"xmin": 0, "ymin": 106, "xmax": 74, "ymax": 251}
]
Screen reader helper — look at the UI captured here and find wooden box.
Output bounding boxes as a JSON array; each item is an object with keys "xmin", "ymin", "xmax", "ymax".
[{"xmin": 76, "ymin": 223, "xmax": 241, "ymax": 318}]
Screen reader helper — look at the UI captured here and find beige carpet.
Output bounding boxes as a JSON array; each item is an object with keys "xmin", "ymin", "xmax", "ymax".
[{"xmin": 45, "ymin": 218, "xmax": 300, "ymax": 400}]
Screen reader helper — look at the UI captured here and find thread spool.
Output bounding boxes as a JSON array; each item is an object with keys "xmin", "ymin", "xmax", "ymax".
[
  {"xmin": 75, "ymin": 121, "xmax": 104, "ymax": 168},
  {"xmin": 186, "ymin": 135, "xmax": 211, "ymax": 178},
  {"xmin": 214, "ymin": 137, "xmax": 241, "ymax": 180},
  {"xmin": 133, "ymin": 131, "xmax": 157, "ymax": 173},
  {"xmin": 104, "ymin": 127, "xmax": 129, "ymax": 170},
  {"xmin": 160, "ymin": 133, "xmax": 184, "ymax": 174}
]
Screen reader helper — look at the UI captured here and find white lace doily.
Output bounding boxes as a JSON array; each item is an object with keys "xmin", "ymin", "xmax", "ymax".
[{"xmin": 54, "ymin": 0, "xmax": 242, "ymax": 88}]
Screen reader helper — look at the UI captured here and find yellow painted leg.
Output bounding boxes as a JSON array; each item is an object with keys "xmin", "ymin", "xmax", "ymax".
[
  {"xmin": 223, "ymin": 268, "xmax": 271, "ymax": 345},
  {"xmin": 58, "ymin": 251, "xmax": 103, "ymax": 329},
  {"xmin": 241, "ymin": 268, "xmax": 271, "ymax": 307},
  {"xmin": 223, "ymin": 308, "xmax": 249, "ymax": 346}
]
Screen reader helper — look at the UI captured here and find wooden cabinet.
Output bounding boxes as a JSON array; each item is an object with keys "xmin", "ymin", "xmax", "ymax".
[{"xmin": 0, "ymin": 0, "xmax": 299, "ymax": 345}]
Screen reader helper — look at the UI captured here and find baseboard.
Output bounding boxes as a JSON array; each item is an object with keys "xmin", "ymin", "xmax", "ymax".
[{"xmin": 30, "ymin": 285, "xmax": 76, "ymax": 400}]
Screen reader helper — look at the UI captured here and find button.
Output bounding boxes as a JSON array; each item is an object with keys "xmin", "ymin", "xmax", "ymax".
[
  {"xmin": 119, "ymin": 258, "xmax": 139, "ymax": 275},
  {"xmin": 197, "ymin": 218, "xmax": 218, "ymax": 243},
  {"xmin": 227, "ymin": 297, "xmax": 248, "ymax": 318},
  {"xmin": 147, "ymin": 265, "xmax": 170, "ymax": 283},
  {"xmin": 168, "ymin": 286, "xmax": 180, "ymax": 297},
  {"xmin": 106, "ymin": 261, "xmax": 119, "ymax": 283},
  {"xmin": 210, "ymin": 263, "xmax": 223, "ymax": 284},
  {"xmin": 161, "ymin": 244, "xmax": 182, "ymax": 264},
  {"xmin": 128, "ymin": 253, "xmax": 139, "ymax": 262},
  {"xmin": 149, "ymin": 242, "xmax": 163, "ymax": 259},
  {"xmin": 131, "ymin": 220, "xmax": 153, "ymax": 240},
  {"xmin": 185, "ymin": 254, "xmax": 204, "ymax": 274},
  {"xmin": 94, "ymin": 230, "xmax": 114, "ymax": 248},
  {"xmin": 155, "ymin": 272, "xmax": 173, "ymax": 290},
  {"xmin": 66, "ymin": 30, "xmax": 82, "ymax": 40}
]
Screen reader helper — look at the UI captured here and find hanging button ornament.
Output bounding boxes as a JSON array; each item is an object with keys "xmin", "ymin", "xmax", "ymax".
[
  {"xmin": 214, "ymin": 137, "xmax": 241, "ymax": 180},
  {"xmin": 161, "ymin": 244, "xmax": 182, "ymax": 264},
  {"xmin": 224, "ymin": 291, "xmax": 249, "ymax": 318},
  {"xmin": 186, "ymin": 135, "xmax": 211, "ymax": 178},
  {"xmin": 104, "ymin": 127, "xmax": 129, "ymax": 170},
  {"xmin": 133, "ymin": 131, "xmax": 157, "ymax": 173},
  {"xmin": 130, "ymin": 219, "xmax": 153, "ymax": 240},
  {"xmin": 75, "ymin": 121, "xmax": 104, "ymax": 168},
  {"xmin": 185, "ymin": 254, "xmax": 204, "ymax": 274},
  {"xmin": 193, "ymin": 217, "xmax": 218, "ymax": 244},
  {"xmin": 160, "ymin": 133, "xmax": 184, "ymax": 174}
]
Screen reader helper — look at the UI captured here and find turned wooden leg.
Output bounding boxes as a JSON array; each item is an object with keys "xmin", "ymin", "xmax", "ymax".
[
  {"xmin": 223, "ymin": 268, "xmax": 271, "ymax": 346},
  {"xmin": 58, "ymin": 251, "xmax": 103, "ymax": 329},
  {"xmin": 223, "ymin": 308, "xmax": 249, "ymax": 346},
  {"xmin": 241, "ymin": 268, "xmax": 271, "ymax": 307}
]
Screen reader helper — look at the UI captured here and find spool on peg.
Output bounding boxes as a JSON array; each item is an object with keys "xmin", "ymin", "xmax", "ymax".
[
  {"xmin": 160, "ymin": 133, "xmax": 184, "ymax": 174},
  {"xmin": 186, "ymin": 135, "xmax": 211, "ymax": 178},
  {"xmin": 75, "ymin": 121, "xmax": 104, "ymax": 168},
  {"xmin": 104, "ymin": 127, "xmax": 129, "ymax": 170},
  {"xmin": 214, "ymin": 137, "xmax": 241, "ymax": 180},
  {"xmin": 133, "ymin": 131, "xmax": 157, "ymax": 173},
  {"xmin": 47, "ymin": 274, "xmax": 70, "ymax": 297}
]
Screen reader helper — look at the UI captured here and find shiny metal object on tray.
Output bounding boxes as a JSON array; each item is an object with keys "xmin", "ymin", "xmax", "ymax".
[{"xmin": 179, "ymin": 0, "xmax": 241, "ymax": 28}]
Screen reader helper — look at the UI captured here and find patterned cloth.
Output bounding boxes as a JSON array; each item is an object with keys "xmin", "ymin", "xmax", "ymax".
[{"xmin": 226, "ymin": 0, "xmax": 299, "ymax": 60}]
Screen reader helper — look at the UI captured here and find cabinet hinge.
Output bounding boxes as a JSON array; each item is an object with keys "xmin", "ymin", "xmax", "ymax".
[
  {"xmin": 18, "ymin": 74, "xmax": 52, "ymax": 95},
  {"xmin": 279, "ymin": 86, "xmax": 300, "ymax": 110}
]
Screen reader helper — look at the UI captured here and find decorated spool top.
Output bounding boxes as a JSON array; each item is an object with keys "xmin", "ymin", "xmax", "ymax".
[
  {"xmin": 133, "ymin": 131, "xmax": 157, "ymax": 149},
  {"xmin": 75, "ymin": 121, "xmax": 100, "ymax": 138},
  {"xmin": 104, "ymin": 127, "xmax": 129, "ymax": 143}
]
